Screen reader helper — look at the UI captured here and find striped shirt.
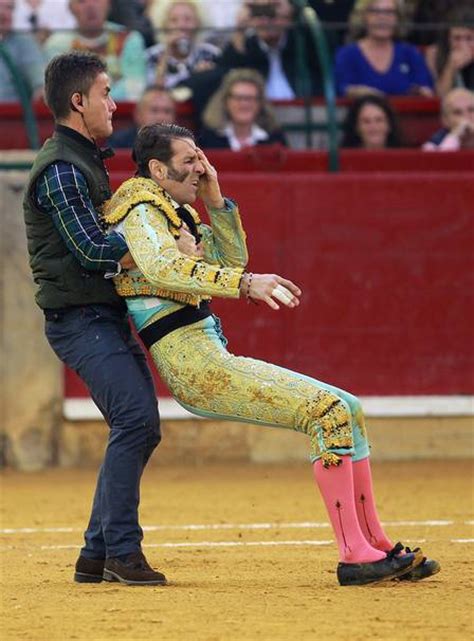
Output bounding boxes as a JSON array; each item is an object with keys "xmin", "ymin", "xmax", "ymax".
[{"xmin": 35, "ymin": 161, "xmax": 127, "ymax": 275}]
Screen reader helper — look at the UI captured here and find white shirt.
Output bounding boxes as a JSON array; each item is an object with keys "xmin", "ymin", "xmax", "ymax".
[
  {"xmin": 223, "ymin": 123, "xmax": 270, "ymax": 151},
  {"xmin": 198, "ymin": 0, "xmax": 241, "ymax": 29},
  {"xmin": 13, "ymin": 0, "xmax": 76, "ymax": 31},
  {"xmin": 255, "ymin": 33, "xmax": 295, "ymax": 100}
]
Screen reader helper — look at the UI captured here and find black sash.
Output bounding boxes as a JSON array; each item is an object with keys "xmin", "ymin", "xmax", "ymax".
[{"xmin": 138, "ymin": 302, "xmax": 212, "ymax": 349}]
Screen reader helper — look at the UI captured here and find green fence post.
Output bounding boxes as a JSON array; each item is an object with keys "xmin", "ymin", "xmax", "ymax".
[
  {"xmin": 0, "ymin": 42, "xmax": 40, "ymax": 150},
  {"xmin": 292, "ymin": 0, "xmax": 340, "ymax": 171}
]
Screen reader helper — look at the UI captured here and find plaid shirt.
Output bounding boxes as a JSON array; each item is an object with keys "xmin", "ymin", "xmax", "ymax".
[{"xmin": 35, "ymin": 161, "xmax": 127, "ymax": 275}]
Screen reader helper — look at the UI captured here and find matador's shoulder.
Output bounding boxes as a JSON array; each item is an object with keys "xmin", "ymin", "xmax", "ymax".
[{"xmin": 102, "ymin": 176, "xmax": 201, "ymax": 238}]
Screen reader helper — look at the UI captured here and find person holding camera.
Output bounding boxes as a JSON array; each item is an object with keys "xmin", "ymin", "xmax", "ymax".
[
  {"xmin": 220, "ymin": 0, "xmax": 322, "ymax": 99},
  {"xmin": 145, "ymin": 0, "xmax": 220, "ymax": 90}
]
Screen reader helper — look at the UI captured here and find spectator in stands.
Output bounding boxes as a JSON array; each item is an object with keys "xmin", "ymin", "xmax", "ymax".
[
  {"xmin": 13, "ymin": 0, "xmax": 76, "ymax": 44},
  {"xmin": 335, "ymin": 0, "xmax": 434, "ymax": 98},
  {"xmin": 43, "ymin": 0, "xmax": 147, "ymax": 101},
  {"xmin": 145, "ymin": 0, "xmax": 220, "ymax": 90},
  {"xmin": 199, "ymin": 68, "xmax": 286, "ymax": 150},
  {"xmin": 0, "ymin": 0, "xmax": 45, "ymax": 102},
  {"xmin": 409, "ymin": 0, "xmax": 459, "ymax": 47},
  {"xmin": 220, "ymin": 0, "xmax": 322, "ymax": 99},
  {"xmin": 424, "ymin": 6, "xmax": 474, "ymax": 98},
  {"xmin": 109, "ymin": 0, "xmax": 156, "ymax": 48},
  {"xmin": 308, "ymin": 0, "xmax": 355, "ymax": 52},
  {"xmin": 110, "ymin": 85, "xmax": 176, "ymax": 148},
  {"xmin": 341, "ymin": 94, "xmax": 402, "ymax": 148},
  {"xmin": 198, "ymin": 0, "xmax": 241, "ymax": 45},
  {"xmin": 422, "ymin": 87, "xmax": 474, "ymax": 150}
]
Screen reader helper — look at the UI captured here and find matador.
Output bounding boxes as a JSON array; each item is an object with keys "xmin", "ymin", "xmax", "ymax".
[{"xmin": 103, "ymin": 123, "xmax": 440, "ymax": 586}]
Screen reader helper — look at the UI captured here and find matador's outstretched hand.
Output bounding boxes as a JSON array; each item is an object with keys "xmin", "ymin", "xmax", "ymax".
[{"xmin": 240, "ymin": 273, "xmax": 302, "ymax": 310}]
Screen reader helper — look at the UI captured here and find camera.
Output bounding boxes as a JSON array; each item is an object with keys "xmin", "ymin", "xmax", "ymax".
[
  {"xmin": 176, "ymin": 37, "xmax": 191, "ymax": 57},
  {"xmin": 248, "ymin": 3, "xmax": 277, "ymax": 18}
]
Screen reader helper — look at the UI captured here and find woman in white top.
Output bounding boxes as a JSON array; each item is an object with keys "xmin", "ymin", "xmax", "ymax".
[{"xmin": 199, "ymin": 68, "xmax": 286, "ymax": 150}]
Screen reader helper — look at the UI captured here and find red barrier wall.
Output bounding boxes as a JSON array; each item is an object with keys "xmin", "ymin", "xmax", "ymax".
[
  {"xmin": 0, "ymin": 97, "xmax": 441, "ymax": 148},
  {"xmin": 65, "ymin": 153, "xmax": 474, "ymax": 398}
]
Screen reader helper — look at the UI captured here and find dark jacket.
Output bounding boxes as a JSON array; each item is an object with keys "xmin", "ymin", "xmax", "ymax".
[
  {"xmin": 199, "ymin": 126, "xmax": 287, "ymax": 150},
  {"xmin": 220, "ymin": 30, "xmax": 322, "ymax": 97}
]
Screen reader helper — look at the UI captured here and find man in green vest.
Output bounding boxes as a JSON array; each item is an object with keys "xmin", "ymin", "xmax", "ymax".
[{"xmin": 23, "ymin": 51, "xmax": 166, "ymax": 586}]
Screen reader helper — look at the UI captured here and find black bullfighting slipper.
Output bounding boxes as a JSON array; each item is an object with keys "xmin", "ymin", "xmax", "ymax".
[
  {"xmin": 395, "ymin": 546, "xmax": 441, "ymax": 582},
  {"xmin": 74, "ymin": 555, "xmax": 105, "ymax": 583},
  {"xmin": 337, "ymin": 545, "xmax": 422, "ymax": 586}
]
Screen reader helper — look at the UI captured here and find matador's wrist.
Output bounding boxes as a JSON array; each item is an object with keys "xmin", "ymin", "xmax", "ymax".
[
  {"xmin": 240, "ymin": 271, "xmax": 257, "ymax": 304},
  {"xmin": 205, "ymin": 196, "xmax": 226, "ymax": 210}
]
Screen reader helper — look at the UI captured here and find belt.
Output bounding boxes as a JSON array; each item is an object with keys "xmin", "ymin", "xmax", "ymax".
[{"xmin": 138, "ymin": 302, "xmax": 212, "ymax": 349}]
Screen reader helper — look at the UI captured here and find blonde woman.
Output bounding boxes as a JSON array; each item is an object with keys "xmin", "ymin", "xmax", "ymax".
[
  {"xmin": 335, "ymin": 0, "xmax": 434, "ymax": 97},
  {"xmin": 145, "ymin": 0, "xmax": 220, "ymax": 89},
  {"xmin": 199, "ymin": 69, "xmax": 286, "ymax": 150}
]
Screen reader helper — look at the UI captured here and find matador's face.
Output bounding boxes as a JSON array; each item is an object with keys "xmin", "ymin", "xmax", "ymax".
[{"xmin": 159, "ymin": 138, "xmax": 205, "ymax": 205}]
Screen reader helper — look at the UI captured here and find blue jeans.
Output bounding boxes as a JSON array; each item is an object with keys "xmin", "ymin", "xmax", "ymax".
[{"xmin": 45, "ymin": 304, "xmax": 161, "ymax": 559}]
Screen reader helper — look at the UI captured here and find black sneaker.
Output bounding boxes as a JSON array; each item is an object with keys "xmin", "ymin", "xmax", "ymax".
[
  {"xmin": 337, "ymin": 548, "xmax": 420, "ymax": 586},
  {"xmin": 74, "ymin": 556, "xmax": 105, "ymax": 583},
  {"xmin": 103, "ymin": 552, "xmax": 167, "ymax": 586}
]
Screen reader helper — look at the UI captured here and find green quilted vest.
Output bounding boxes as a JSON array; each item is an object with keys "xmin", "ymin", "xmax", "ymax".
[{"xmin": 23, "ymin": 128, "xmax": 125, "ymax": 310}]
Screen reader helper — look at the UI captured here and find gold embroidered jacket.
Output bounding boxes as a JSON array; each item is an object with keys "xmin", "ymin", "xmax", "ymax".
[{"xmin": 102, "ymin": 177, "xmax": 248, "ymax": 306}]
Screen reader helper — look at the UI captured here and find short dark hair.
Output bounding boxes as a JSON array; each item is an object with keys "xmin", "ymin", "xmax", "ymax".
[
  {"xmin": 341, "ymin": 94, "xmax": 403, "ymax": 148},
  {"xmin": 132, "ymin": 123, "xmax": 195, "ymax": 177},
  {"xmin": 44, "ymin": 51, "xmax": 107, "ymax": 120}
]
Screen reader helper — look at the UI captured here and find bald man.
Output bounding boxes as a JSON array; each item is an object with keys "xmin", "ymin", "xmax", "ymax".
[
  {"xmin": 110, "ymin": 86, "xmax": 177, "ymax": 148},
  {"xmin": 423, "ymin": 88, "xmax": 474, "ymax": 150}
]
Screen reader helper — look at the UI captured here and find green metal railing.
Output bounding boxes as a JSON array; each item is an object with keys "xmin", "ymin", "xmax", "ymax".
[
  {"xmin": 291, "ymin": 0, "xmax": 340, "ymax": 171},
  {"xmin": 0, "ymin": 42, "xmax": 40, "ymax": 150}
]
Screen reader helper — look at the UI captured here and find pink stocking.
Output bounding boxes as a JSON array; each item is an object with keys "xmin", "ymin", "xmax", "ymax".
[
  {"xmin": 313, "ymin": 456, "xmax": 386, "ymax": 563},
  {"xmin": 352, "ymin": 457, "xmax": 394, "ymax": 552}
]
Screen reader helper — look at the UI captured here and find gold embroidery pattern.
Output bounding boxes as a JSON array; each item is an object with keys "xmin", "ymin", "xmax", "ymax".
[
  {"xmin": 104, "ymin": 178, "xmax": 247, "ymax": 304},
  {"xmin": 117, "ymin": 211, "xmax": 244, "ymax": 301},
  {"xmin": 149, "ymin": 320, "xmax": 359, "ymax": 465},
  {"xmin": 102, "ymin": 177, "xmax": 201, "ymax": 232},
  {"xmin": 202, "ymin": 210, "xmax": 249, "ymax": 268},
  {"xmin": 353, "ymin": 404, "xmax": 368, "ymax": 442},
  {"xmin": 115, "ymin": 272, "xmax": 211, "ymax": 306}
]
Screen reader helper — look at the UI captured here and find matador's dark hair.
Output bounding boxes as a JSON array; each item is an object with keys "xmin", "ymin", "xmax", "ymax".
[
  {"xmin": 44, "ymin": 51, "xmax": 107, "ymax": 121},
  {"xmin": 132, "ymin": 123, "xmax": 196, "ymax": 178}
]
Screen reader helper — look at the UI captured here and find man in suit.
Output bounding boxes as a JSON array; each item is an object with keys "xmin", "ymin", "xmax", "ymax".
[{"xmin": 220, "ymin": 0, "xmax": 322, "ymax": 98}]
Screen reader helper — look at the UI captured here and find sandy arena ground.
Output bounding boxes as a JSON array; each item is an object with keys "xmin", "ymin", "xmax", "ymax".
[{"xmin": 1, "ymin": 460, "xmax": 473, "ymax": 641}]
